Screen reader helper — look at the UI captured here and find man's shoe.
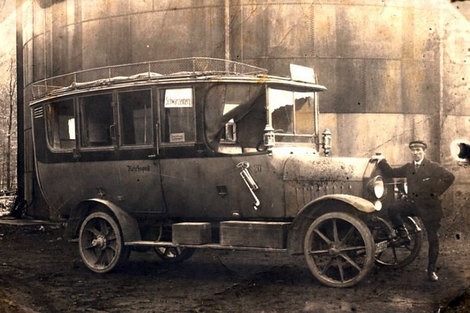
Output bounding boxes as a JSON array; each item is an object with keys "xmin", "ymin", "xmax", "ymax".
[{"xmin": 428, "ymin": 271, "xmax": 439, "ymax": 282}]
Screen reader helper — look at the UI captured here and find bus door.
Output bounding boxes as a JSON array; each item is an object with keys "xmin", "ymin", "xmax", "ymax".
[
  {"xmin": 73, "ymin": 89, "xmax": 164, "ymax": 215},
  {"xmin": 114, "ymin": 89, "xmax": 165, "ymax": 214}
]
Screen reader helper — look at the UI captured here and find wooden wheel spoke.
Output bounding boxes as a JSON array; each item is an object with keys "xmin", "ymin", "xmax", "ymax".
[
  {"xmin": 320, "ymin": 257, "xmax": 335, "ymax": 275},
  {"xmin": 337, "ymin": 259, "xmax": 345, "ymax": 282},
  {"xmin": 86, "ymin": 226, "xmax": 101, "ymax": 237},
  {"xmin": 391, "ymin": 246, "xmax": 399, "ymax": 263},
  {"xmin": 372, "ymin": 216, "xmax": 423, "ymax": 269},
  {"xmin": 309, "ymin": 249, "xmax": 330, "ymax": 255},
  {"xmin": 79, "ymin": 212, "xmax": 130, "ymax": 273},
  {"xmin": 340, "ymin": 225, "xmax": 356, "ymax": 245},
  {"xmin": 333, "ymin": 219, "xmax": 340, "ymax": 243},
  {"xmin": 304, "ymin": 212, "xmax": 374, "ymax": 287},
  {"xmin": 99, "ymin": 220, "xmax": 110, "ymax": 236},
  {"xmin": 338, "ymin": 253, "xmax": 362, "ymax": 272},
  {"xmin": 313, "ymin": 229, "xmax": 332, "ymax": 245},
  {"xmin": 93, "ymin": 248, "xmax": 104, "ymax": 266},
  {"xmin": 106, "ymin": 247, "xmax": 116, "ymax": 262},
  {"xmin": 106, "ymin": 234, "xmax": 117, "ymax": 242},
  {"xmin": 84, "ymin": 242, "xmax": 96, "ymax": 250},
  {"xmin": 338, "ymin": 245, "xmax": 366, "ymax": 253}
]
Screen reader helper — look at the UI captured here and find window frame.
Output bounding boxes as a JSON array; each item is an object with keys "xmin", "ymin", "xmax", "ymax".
[
  {"xmin": 77, "ymin": 91, "xmax": 116, "ymax": 151},
  {"xmin": 116, "ymin": 88, "xmax": 155, "ymax": 150},
  {"xmin": 158, "ymin": 86, "xmax": 197, "ymax": 147},
  {"xmin": 44, "ymin": 97, "xmax": 77, "ymax": 153},
  {"xmin": 267, "ymin": 86, "xmax": 317, "ymax": 141}
]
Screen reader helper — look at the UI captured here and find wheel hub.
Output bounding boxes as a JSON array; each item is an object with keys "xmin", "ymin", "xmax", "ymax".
[
  {"xmin": 91, "ymin": 235, "xmax": 106, "ymax": 249},
  {"xmin": 328, "ymin": 245, "xmax": 340, "ymax": 255}
]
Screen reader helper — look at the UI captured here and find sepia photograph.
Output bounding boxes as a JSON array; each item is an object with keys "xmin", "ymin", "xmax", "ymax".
[{"xmin": 0, "ymin": 0, "xmax": 469, "ymax": 312}]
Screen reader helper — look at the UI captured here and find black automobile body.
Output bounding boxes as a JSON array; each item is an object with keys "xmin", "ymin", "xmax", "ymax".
[{"xmin": 30, "ymin": 58, "xmax": 393, "ymax": 287}]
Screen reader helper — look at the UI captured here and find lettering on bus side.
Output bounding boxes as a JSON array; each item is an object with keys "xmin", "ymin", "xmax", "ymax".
[{"xmin": 127, "ymin": 165, "xmax": 151, "ymax": 173}]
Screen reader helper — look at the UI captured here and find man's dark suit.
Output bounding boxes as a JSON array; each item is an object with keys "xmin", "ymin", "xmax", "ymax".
[{"xmin": 378, "ymin": 158, "xmax": 455, "ymax": 274}]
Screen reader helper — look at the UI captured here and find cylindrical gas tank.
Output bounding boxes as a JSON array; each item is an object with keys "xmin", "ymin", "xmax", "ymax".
[
  {"xmin": 23, "ymin": 1, "xmax": 465, "ymax": 162},
  {"xmin": 20, "ymin": 0, "xmax": 467, "ymax": 224}
]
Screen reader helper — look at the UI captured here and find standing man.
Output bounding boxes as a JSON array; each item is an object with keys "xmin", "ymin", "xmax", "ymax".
[{"xmin": 374, "ymin": 140, "xmax": 455, "ymax": 282}]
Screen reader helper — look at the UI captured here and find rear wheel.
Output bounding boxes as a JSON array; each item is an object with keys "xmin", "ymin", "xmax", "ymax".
[
  {"xmin": 79, "ymin": 211, "xmax": 130, "ymax": 273},
  {"xmin": 154, "ymin": 246, "xmax": 195, "ymax": 263},
  {"xmin": 370, "ymin": 216, "xmax": 423, "ymax": 268},
  {"xmin": 304, "ymin": 212, "xmax": 375, "ymax": 288}
]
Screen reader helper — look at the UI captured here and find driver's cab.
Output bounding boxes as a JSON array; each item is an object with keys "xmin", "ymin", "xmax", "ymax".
[{"xmin": 207, "ymin": 83, "xmax": 320, "ymax": 155}]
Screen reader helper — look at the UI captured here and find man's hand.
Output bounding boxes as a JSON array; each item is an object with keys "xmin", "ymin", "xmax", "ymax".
[{"xmin": 370, "ymin": 153, "xmax": 385, "ymax": 162}]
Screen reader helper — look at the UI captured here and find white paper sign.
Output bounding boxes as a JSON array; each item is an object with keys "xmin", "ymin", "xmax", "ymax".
[{"xmin": 164, "ymin": 88, "xmax": 193, "ymax": 108}]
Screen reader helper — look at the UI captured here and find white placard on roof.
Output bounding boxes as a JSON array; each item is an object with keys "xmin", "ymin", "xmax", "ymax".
[{"xmin": 290, "ymin": 64, "xmax": 315, "ymax": 83}]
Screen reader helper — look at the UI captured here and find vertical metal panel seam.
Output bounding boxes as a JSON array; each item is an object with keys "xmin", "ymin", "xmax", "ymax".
[
  {"xmin": 225, "ymin": 0, "xmax": 231, "ymax": 61},
  {"xmin": 438, "ymin": 1, "xmax": 445, "ymax": 163},
  {"xmin": 310, "ymin": 2, "xmax": 315, "ymax": 58}
]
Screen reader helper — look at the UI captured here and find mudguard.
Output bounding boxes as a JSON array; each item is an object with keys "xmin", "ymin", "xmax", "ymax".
[
  {"xmin": 64, "ymin": 198, "xmax": 141, "ymax": 242},
  {"xmin": 306, "ymin": 194, "xmax": 376, "ymax": 213},
  {"xmin": 287, "ymin": 194, "xmax": 375, "ymax": 254}
]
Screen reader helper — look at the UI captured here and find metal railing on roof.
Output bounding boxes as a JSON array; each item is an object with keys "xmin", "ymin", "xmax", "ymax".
[{"xmin": 30, "ymin": 57, "xmax": 268, "ymax": 100}]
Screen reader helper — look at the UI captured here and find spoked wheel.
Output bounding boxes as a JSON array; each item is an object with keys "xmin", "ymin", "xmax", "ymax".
[
  {"xmin": 370, "ymin": 216, "xmax": 423, "ymax": 268},
  {"xmin": 79, "ymin": 211, "xmax": 130, "ymax": 273},
  {"xmin": 154, "ymin": 246, "xmax": 195, "ymax": 263},
  {"xmin": 304, "ymin": 212, "xmax": 375, "ymax": 288}
]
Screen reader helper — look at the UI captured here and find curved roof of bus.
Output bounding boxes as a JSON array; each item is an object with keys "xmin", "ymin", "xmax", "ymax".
[{"xmin": 29, "ymin": 57, "xmax": 326, "ymax": 105}]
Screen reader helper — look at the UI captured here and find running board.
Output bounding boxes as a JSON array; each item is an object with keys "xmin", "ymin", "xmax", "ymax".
[{"xmin": 125, "ymin": 240, "xmax": 287, "ymax": 252}]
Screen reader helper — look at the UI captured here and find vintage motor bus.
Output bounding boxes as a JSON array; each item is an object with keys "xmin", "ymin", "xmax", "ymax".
[{"xmin": 30, "ymin": 58, "xmax": 391, "ymax": 288}]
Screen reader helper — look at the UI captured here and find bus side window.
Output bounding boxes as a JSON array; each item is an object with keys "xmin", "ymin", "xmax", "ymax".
[
  {"xmin": 79, "ymin": 94, "xmax": 114, "ymax": 147},
  {"xmin": 161, "ymin": 88, "xmax": 195, "ymax": 144},
  {"xmin": 118, "ymin": 90, "xmax": 152, "ymax": 146},
  {"xmin": 45, "ymin": 99, "xmax": 76, "ymax": 150}
]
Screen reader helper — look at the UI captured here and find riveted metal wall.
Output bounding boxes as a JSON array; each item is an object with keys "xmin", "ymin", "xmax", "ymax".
[{"xmin": 22, "ymin": 1, "xmax": 467, "ymax": 155}]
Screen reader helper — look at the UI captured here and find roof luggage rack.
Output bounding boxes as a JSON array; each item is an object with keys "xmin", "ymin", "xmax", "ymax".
[{"xmin": 31, "ymin": 57, "xmax": 268, "ymax": 99}]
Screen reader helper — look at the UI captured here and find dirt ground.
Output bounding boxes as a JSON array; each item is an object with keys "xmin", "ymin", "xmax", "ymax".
[{"xmin": 0, "ymin": 220, "xmax": 468, "ymax": 313}]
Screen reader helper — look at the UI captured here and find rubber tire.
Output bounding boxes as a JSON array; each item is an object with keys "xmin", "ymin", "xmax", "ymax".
[
  {"xmin": 154, "ymin": 246, "xmax": 195, "ymax": 263},
  {"xmin": 79, "ymin": 211, "xmax": 130, "ymax": 273},
  {"xmin": 304, "ymin": 211, "xmax": 375, "ymax": 288},
  {"xmin": 371, "ymin": 216, "xmax": 423, "ymax": 269}
]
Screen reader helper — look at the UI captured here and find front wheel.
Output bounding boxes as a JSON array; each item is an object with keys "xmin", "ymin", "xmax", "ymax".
[
  {"xmin": 304, "ymin": 212, "xmax": 375, "ymax": 288},
  {"xmin": 79, "ymin": 211, "xmax": 130, "ymax": 273}
]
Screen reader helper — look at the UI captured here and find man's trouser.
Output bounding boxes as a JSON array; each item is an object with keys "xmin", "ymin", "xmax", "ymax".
[{"xmin": 388, "ymin": 199, "xmax": 441, "ymax": 272}]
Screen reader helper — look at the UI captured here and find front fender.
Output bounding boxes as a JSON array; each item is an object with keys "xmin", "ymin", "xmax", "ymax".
[
  {"xmin": 305, "ymin": 194, "xmax": 376, "ymax": 214},
  {"xmin": 64, "ymin": 198, "xmax": 141, "ymax": 242},
  {"xmin": 287, "ymin": 194, "xmax": 375, "ymax": 255}
]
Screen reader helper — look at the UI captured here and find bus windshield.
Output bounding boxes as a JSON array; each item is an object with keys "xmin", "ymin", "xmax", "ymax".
[{"xmin": 268, "ymin": 88, "xmax": 316, "ymax": 143}]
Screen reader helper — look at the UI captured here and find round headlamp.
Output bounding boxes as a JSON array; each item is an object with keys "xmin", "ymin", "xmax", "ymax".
[
  {"xmin": 370, "ymin": 176, "xmax": 385, "ymax": 199},
  {"xmin": 374, "ymin": 200, "xmax": 383, "ymax": 211}
]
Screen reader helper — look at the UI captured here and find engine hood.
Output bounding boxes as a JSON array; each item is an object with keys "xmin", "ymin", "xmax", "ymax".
[{"xmin": 282, "ymin": 155, "xmax": 371, "ymax": 182}]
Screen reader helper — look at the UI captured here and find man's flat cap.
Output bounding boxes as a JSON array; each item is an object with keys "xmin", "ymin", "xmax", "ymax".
[{"xmin": 409, "ymin": 140, "xmax": 427, "ymax": 149}]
